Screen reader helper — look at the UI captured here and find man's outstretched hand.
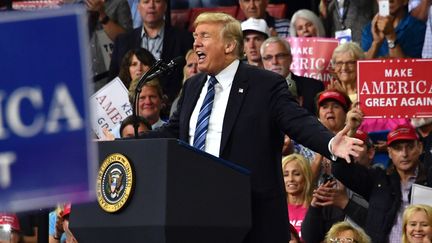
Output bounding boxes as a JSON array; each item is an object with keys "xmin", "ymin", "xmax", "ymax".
[{"xmin": 331, "ymin": 125, "xmax": 364, "ymax": 163}]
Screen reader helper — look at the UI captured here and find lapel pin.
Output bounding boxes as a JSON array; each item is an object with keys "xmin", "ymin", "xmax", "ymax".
[{"xmin": 238, "ymin": 88, "xmax": 244, "ymax": 93}]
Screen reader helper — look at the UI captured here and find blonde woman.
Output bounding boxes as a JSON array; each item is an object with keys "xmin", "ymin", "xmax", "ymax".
[
  {"xmin": 282, "ymin": 153, "xmax": 313, "ymax": 238},
  {"xmin": 325, "ymin": 221, "xmax": 371, "ymax": 243},
  {"xmin": 402, "ymin": 204, "xmax": 432, "ymax": 243}
]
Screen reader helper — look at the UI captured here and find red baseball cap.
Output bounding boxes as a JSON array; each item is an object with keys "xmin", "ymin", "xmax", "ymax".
[
  {"xmin": 354, "ymin": 129, "xmax": 372, "ymax": 146},
  {"xmin": 0, "ymin": 213, "xmax": 20, "ymax": 231},
  {"xmin": 62, "ymin": 203, "xmax": 71, "ymax": 217},
  {"xmin": 387, "ymin": 125, "xmax": 419, "ymax": 146},
  {"xmin": 317, "ymin": 90, "xmax": 349, "ymax": 110}
]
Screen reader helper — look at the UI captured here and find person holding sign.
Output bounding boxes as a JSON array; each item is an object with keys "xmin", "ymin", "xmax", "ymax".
[
  {"xmin": 362, "ymin": 0, "xmax": 426, "ymax": 58},
  {"xmin": 332, "ymin": 124, "xmax": 432, "ymax": 242}
]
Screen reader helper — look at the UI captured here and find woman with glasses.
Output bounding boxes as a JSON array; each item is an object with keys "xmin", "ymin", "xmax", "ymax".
[
  {"xmin": 325, "ymin": 221, "xmax": 371, "ymax": 243},
  {"xmin": 330, "ymin": 42, "xmax": 365, "ymax": 103}
]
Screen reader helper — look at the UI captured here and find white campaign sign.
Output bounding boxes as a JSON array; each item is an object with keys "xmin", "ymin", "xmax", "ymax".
[{"xmin": 90, "ymin": 77, "xmax": 132, "ymax": 139}]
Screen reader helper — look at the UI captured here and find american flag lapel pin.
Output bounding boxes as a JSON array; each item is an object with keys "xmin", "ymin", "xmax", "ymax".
[{"xmin": 238, "ymin": 88, "xmax": 244, "ymax": 93}]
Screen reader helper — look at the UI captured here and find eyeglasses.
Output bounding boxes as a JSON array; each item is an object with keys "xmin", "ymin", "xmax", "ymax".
[
  {"xmin": 330, "ymin": 238, "xmax": 357, "ymax": 243},
  {"xmin": 333, "ymin": 60, "xmax": 356, "ymax": 68},
  {"xmin": 262, "ymin": 53, "xmax": 290, "ymax": 61}
]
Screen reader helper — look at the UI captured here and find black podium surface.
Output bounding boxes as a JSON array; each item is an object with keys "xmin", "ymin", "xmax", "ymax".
[{"xmin": 71, "ymin": 139, "xmax": 251, "ymax": 243}]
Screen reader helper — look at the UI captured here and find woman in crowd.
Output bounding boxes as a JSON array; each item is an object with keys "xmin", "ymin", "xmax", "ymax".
[
  {"xmin": 325, "ymin": 221, "xmax": 371, "ymax": 243},
  {"xmin": 289, "ymin": 9, "xmax": 326, "ymax": 37},
  {"xmin": 330, "ymin": 42, "xmax": 365, "ymax": 103},
  {"xmin": 402, "ymin": 204, "xmax": 432, "ymax": 243},
  {"xmin": 282, "ymin": 153, "xmax": 313, "ymax": 239},
  {"xmin": 118, "ymin": 48, "xmax": 156, "ymax": 89}
]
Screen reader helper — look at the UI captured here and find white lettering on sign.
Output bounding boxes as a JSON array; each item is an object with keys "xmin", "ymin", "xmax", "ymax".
[
  {"xmin": 0, "ymin": 84, "xmax": 83, "ymax": 140},
  {"xmin": 384, "ymin": 68, "xmax": 413, "ymax": 77},
  {"xmin": 291, "ymin": 47, "xmax": 313, "ymax": 55},
  {"xmin": 0, "ymin": 152, "xmax": 16, "ymax": 189},
  {"xmin": 360, "ymin": 80, "xmax": 432, "ymax": 95}
]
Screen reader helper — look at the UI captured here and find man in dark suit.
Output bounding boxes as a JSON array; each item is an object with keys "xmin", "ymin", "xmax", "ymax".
[
  {"xmin": 108, "ymin": 0, "xmax": 193, "ymax": 106},
  {"xmin": 260, "ymin": 36, "xmax": 324, "ymax": 114},
  {"xmin": 145, "ymin": 12, "xmax": 363, "ymax": 243}
]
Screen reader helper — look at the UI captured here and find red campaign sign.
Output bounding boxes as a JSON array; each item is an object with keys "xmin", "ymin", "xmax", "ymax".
[
  {"xmin": 357, "ymin": 59, "xmax": 432, "ymax": 118},
  {"xmin": 286, "ymin": 37, "xmax": 339, "ymax": 86}
]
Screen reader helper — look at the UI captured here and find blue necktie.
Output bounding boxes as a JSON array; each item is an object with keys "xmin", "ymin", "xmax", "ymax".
[{"xmin": 193, "ymin": 76, "xmax": 218, "ymax": 150}]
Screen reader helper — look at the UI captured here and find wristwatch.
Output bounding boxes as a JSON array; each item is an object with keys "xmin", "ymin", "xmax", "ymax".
[
  {"xmin": 100, "ymin": 15, "xmax": 110, "ymax": 25},
  {"xmin": 387, "ymin": 39, "xmax": 397, "ymax": 49}
]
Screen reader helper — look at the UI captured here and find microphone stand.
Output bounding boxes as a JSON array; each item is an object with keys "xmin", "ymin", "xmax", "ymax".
[{"xmin": 131, "ymin": 59, "xmax": 163, "ymax": 139}]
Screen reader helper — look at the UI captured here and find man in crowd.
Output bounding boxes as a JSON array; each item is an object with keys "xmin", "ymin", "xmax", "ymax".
[
  {"xmin": 238, "ymin": 0, "xmax": 290, "ymax": 37},
  {"xmin": 141, "ymin": 12, "xmax": 364, "ymax": 243},
  {"xmin": 332, "ymin": 124, "xmax": 431, "ymax": 242},
  {"xmin": 260, "ymin": 36, "xmax": 324, "ymax": 114},
  {"xmin": 108, "ymin": 0, "xmax": 193, "ymax": 107},
  {"xmin": 241, "ymin": 17, "xmax": 269, "ymax": 68}
]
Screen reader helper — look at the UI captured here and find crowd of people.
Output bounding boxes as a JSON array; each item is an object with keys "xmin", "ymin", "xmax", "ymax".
[{"xmin": 2, "ymin": 0, "xmax": 432, "ymax": 242}]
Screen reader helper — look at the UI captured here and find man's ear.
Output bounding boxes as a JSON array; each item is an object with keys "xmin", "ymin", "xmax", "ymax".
[{"xmin": 225, "ymin": 41, "xmax": 236, "ymax": 54}]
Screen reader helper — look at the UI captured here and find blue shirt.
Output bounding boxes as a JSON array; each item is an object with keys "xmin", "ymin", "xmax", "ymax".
[{"xmin": 361, "ymin": 11, "xmax": 426, "ymax": 58}]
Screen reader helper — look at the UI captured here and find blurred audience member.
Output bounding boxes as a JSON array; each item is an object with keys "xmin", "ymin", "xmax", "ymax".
[
  {"xmin": 133, "ymin": 79, "xmax": 166, "ymax": 129},
  {"xmin": 109, "ymin": 0, "xmax": 193, "ymax": 106},
  {"xmin": 289, "ymin": 9, "xmax": 326, "ymax": 37},
  {"xmin": 409, "ymin": 0, "xmax": 432, "ymax": 57},
  {"xmin": 118, "ymin": 48, "xmax": 156, "ymax": 89},
  {"xmin": 319, "ymin": 0, "xmax": 376, "ymax": 43},
  {"xmin": 332, "ymin": 124, "xmax": 432, "ymax": 242},
  {"xmin": 241, "ymin": 18, "xmax": 269, "ymax": 68},
  {"xmin": 86, "ymin": 0, "xmax": 133, "ymax": 91},
  {"xmin": 324, "ymin": 221, "xmax": 371, "ymax": 243},
  {"xmin": 261, "ymin": 36, "xmax": 324, "ymax": 113},
  {"xmin": 282, "ymin": 154, "xmax": 313, "ymax": 239},
  {"xmin": 0, "ymin": 213, "xmax": 21, "ymax": 243},
  {"xmin": 362, "ymin": 0, "xmax": 426, "ymax": 58},
  {"xmin": 238, "ymin": 0, "xmax": 290, "ymax": 37},
  {"xmin": 412, "ymin": 118, "xmax": 432, "ymax": 176},
  {"xmin": 402, "ymin": 204, "xmax": 432, "ymax": 243},
  {"xmin": 170, "ymin": 49, "xmax": 200, "ymax": 117},
  {"xmin": 49, "ymin": 203, "xmax": 77, "ymax": 243},
  {"xmin": 119, "ymin": 115, "xmax": 152, "ymax": 138}
]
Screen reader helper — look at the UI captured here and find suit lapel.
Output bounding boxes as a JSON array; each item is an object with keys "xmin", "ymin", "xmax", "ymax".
[{"xmin": 220, "ymin": 64, "xmax": 249, "ymax": 155}]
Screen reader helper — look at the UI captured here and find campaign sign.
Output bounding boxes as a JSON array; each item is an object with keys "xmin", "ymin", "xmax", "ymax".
[
  {"xmin": 90, "ymin": 77, "xmax": 131, "ymax": 139},
  {"xmin": 287, "ymin": 37, "xmax": 339, "ymax": 86},
  {"xmin": 0, "ymin": 7, "xmax": 97, "ymax": 211},
  {"xmin": 358, "ymin": 59, "xmax": 432, "ymax": 118}
]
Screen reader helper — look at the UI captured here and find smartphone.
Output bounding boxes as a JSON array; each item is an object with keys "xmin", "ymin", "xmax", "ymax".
[{"xmin": 378, "ymin": 0, "xmax": 390, "ymax": 16}]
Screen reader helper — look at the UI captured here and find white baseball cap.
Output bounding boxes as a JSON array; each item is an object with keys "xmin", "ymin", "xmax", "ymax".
[{"xmin": 241, "ymin": 18, "xmax": 270, "ymax": 37}]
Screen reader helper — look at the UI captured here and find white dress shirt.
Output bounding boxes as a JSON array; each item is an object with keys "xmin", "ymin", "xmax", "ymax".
[{"xmin": 188, "ymin": 60, "xmax": 239, "ymax": 157}]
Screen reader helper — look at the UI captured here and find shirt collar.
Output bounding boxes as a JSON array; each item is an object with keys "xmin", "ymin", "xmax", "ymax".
[
  {"xmin": 141, "ymin": 24, "xmax": 165, "ymax": 39},
  {"xmin": 210, "ymin": 60, "xmax": 240, "ymax": 90}
]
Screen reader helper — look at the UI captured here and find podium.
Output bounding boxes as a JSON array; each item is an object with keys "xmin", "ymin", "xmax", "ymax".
[{"xmin": 70, "ymin": 139, "xmax": 251, "ymax": 243}]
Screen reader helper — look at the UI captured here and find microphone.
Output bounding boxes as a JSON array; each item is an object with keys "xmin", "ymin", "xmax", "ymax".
[{"xmin": 144, "ymin": 56, "xmax": 186, "ymax": 81}]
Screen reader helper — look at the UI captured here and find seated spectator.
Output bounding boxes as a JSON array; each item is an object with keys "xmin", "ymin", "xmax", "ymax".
[
  {"xmin": 0, "ymin": 213, "xmax": 21, "ymax": 243},
  {"xmin": 282, "ymin": 154, "xmax": 313, "ymax": 239},
  {"xmin": 241, "ymin": 18, "xmax": 270, "ymax": 68},
  {"xmin": 332, "ymin": 124, "xmax": 432, "ymax": 242},
  {"xmin": 324, "ymin": 221, "xmax": 371, "ymax": 243},
  {"xmin": 238, "ymin": 0, "xmax": 290, "ymax": 37},
  {"xmin": 289, "ymin": 9, "xmax": 326, "ymax": 37},
  {"xmin": 319, "ymin": 0, "xmax": 376, "ymax": 43},
  {"xmin": 118, "ymin": 48, "xmax": 156, "ymax": 89},
  {"xmin": 402, "ymin": 204, "xmax": 432, "ymax": 243},
  {"xmin": 362, "ymin": 0, "xmax": 426, "ymax": 58},
  {"xmin": 119, "ymin": 115, "xmax": 152, "ymax": 138}
]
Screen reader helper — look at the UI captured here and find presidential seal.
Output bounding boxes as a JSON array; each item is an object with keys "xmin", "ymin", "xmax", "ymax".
[{"xmin": 97, "ymin": 153, "xmax": 134, "ymax": 213}]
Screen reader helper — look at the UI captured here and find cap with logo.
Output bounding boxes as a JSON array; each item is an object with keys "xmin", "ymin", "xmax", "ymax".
[{"xmin": 387, "ymin": 124, "xmax": 419, "ymax": 146}]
